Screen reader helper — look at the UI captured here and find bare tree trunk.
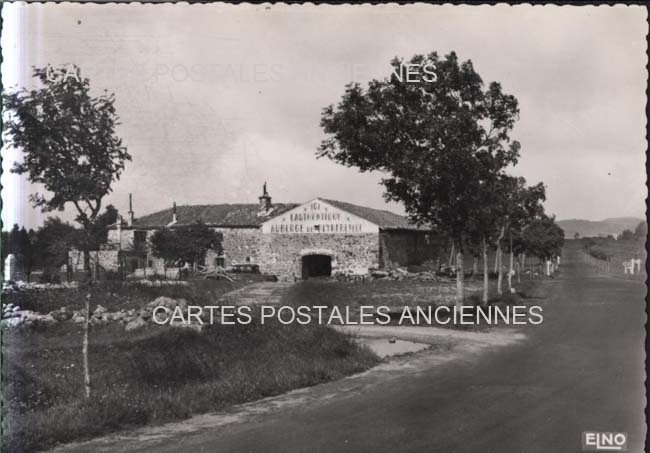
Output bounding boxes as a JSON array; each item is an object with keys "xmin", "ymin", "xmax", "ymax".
[
  {"xmin": 83, "ymin": 249, "xmax": 91, "ymax": 280},
  {"xmin": 517, "ymin": 254, "xmax": 521, "ymax": 283},
  {"xmin": 449, "ymin": 243, "xmax": 455, "ymax": 268},
  {"xmin": 493, "ymin": 250, "xmax": 499, "ymax": 274},
  {"xmin": 455, "ymin": 241, "xmax": 464, "ymax": 307},
  {"xmin": 496, "ymin": 226, "xmax": 505, "ymax": 296},
  {"xmin": 508, "ymin": 234, "xmax": 514, "ymax": 291},
  {"xmin": 472, "ymin": 256, "xmax": 478, "ymax": 280},
  {"xmin": 497, "ymin": 247, "xmax": 503, "ymax": 295},
  {"xmin": 83, "ymin": 294, "xmax": 91, "ymax": 398},
  {"xmin": 482, "ymin": 237, "xmax": 488, "ymax": 305}
]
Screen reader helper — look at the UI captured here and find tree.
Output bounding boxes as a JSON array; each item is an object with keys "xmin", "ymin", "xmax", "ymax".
[
  {"xmin": 3, "ymin": 65, "xmax": 131, "ymax": 275},
  {"xmin": 2, "ymin": 224, "xmax": 35, "ymax": 279},
  {"xmin": 618, "ymin": 229, "xmax": 635, "ymax": 241},
  {"xmin": 495, "ymin": 177, "xmax": 546, "ymax": 294},
  {"xmin": 32, "ymin": 217, "xmax": 79, "ymax": 271},
  {"xmin": 174, "ymin": 222, "xmax": 223, "ymax": 269},
  {"xmin": 85, "ymin": 204, "xmax": 119, "ymax": 250},
  {"xmin": 151, "ymin": 222, "xmax": 223, "ymax": 275},
  {"xmin": 3, "ymin": 65, "xmax": 130, "ymax": 400},
  {"xmin": 520, "ymin": 215, "xmax": 564, "ymax": 266},
  {"xmin": 633, "ymin": 221, "xmax": 647, "ymax": 240},
  {"xmin": 149, "ymin": 228, "xmax": 179, "ymax": 277},
  {"xmin": 320, "ymin": 52, "xmax": 521, "ymax": 305}
]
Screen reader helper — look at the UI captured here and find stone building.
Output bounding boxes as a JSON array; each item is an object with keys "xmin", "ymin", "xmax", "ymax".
[{"xmin": 77, "ymin": 185, "xmax": 444, "ymax": 279}]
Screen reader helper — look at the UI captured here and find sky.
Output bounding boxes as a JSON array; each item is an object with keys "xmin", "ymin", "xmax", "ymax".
[{"xmin": 1, "ymin": 3, "xmax": 647, "ymax": 230}]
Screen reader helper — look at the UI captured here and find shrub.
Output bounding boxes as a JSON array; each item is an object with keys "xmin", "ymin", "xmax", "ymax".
[
  {"xmin": 39, "ymin": 269, "xmax": 61, "ymax": 284},
  {"xmin": 588, "ymin": 246, "xmax": 610, "ymax": 261},
  {"xmin": 102, "ymin": 270, "xmax": 124, "ymax": 281}
]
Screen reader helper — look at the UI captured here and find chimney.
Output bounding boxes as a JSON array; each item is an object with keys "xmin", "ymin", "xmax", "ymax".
[
  {"xmin": 172, "ymin": 202, "xmax": 177, "ymax": 223},
  {"xmin": 127, "ymin": 193, "xmax": 135, "ymax": 226},
  {"xmin": 259, "ymin": 182, "xmax": 272, "ymax": 211}
]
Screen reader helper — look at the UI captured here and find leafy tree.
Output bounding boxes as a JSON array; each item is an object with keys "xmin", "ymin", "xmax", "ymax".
[
  {"xmin": 149, "ymin": 228, "xmax": 179, "ymax": 277},
  {"xmin": 1, "ymin": 224, "xmax": 35, "ymax": 278},
  {"xmin": 151, "ymin": 222, "xmax": 223, "ymax": 273},
  {"xmin": 3, "ymin": 65, "xmax": 130, "ymax": 400},
  {"xmin": 32, "ymin": 217, "xmax": 79, "ymax": 271},
  {"xmin": 3, "ymin": 65, "xmax": 131, "ymax": 274},
  {"xmin": 320, "ymin": 51, "xmax": 521, "ymax": 304},
  {"xmin": 618, "ymin": 229, "xmax": 635, "ymax": 241},
  {"xmin": 520, "ymin": 215, "xmax": 564, "ymax": 263},
  {"xmin": 174, "ymin": 222, "xmax": 223, "ymax": 269},
  {"xmin": 633, "ymin": 221, "xmax": 647, "ymax": 241},
  {"xmin": 497, "ymin": 177, "xmax": 546, "ymax": 294},
  {"xmin": 82, "ymin": 204, "xmax": 119, "ymax": 251},
  {"xmin": 1, "ymin": 231, "xmax": 8, "ymax": 265}
]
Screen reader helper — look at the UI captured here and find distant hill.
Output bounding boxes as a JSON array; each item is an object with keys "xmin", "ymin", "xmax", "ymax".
[{"xmin": 557, "ymin": 217, "xmax": 645, "ymax": 238}]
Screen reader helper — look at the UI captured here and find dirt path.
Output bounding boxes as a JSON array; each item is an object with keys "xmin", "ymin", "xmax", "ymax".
[{"xmin": 218, "ymin": 281, "xmax": 294, "ymax": 306}]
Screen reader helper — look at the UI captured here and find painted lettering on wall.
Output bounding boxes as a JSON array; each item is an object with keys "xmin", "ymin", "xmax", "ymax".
[{"xmin": 266, "ymin": 201, "xmax": 373, "ymax": 234}]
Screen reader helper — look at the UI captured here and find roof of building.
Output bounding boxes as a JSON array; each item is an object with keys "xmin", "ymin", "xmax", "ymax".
[
  {"xmin": 319, "ymin": 199, "xmax": 424, "ymax": 231},
  {"xmin": 128, "ymin": 198, "xmax": 426, "ymax": 231},
  {"xmin": 131, "ymin": 203, "xmax": 299, "ymax": 228}
]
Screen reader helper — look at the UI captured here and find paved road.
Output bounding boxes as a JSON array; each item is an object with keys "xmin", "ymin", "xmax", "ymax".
[{"xmin": 57, "ymin": 248, "xmax": 646, "ymax": 452}]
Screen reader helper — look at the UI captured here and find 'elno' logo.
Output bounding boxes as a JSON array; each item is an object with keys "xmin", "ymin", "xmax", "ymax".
[{"xmin": 582, "ymin": 431, "xmax": 627, "ymax": 451}]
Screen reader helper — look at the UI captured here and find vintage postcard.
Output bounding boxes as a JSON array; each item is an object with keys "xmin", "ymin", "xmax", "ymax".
[{"xmin": 1, "ymin": 3, "xmax": 647, "ymax": 452}]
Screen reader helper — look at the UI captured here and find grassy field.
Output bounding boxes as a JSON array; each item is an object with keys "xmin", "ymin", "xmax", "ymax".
[
  {"xmin": 2, "ymin": 275, "xmax": 265, "ymax": 314},
  {"xmin": 2, "ymin": 282, "xmax": 379, "ymax": 453},
  {"xmin": 569, "ymin": 238, "xmax": 646, "ymax": 278},
  {"xmin": 280, "ymin": 275, "xmax": 541, "ymax": 331},
  {"xmin": 282, "ymin": 278, "xmax": 484, "ymax": 309}
]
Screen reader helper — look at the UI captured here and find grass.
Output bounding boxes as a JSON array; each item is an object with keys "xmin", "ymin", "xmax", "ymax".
[
  {"xmin": 2, "ymin": 320, "xmax": 379, "ymax": 452},
  {"xmin": 281, "ymin": 278, "xmax": 484, "ymax": 309},
  {"xmin": 2, "ymin": 276, "xmax": 262, "ymax": 313},
  {"xmin": 2, "ymin": 278, "xmax": 380, "ymax": 452},
  {"xmin": 280, "ymin": 277, "xmax": 542, "ymax": 331},
  {"xmin": 569, "ymin": 238, "xmax": 646, "ymax": 277}
]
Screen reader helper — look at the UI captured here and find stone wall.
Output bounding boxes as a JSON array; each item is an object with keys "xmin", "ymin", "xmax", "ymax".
[
  {"xmin": 212, "ymin": 228, "xmax": 266, "ymax": 268},
  {"xmin": 262, "ymin": 233, "xmax": 380, "ymax": 278},
  {"xmin": 68, "ymin": 250, "xmax": 121, "ymax": 272},
  {"xmin": 379, "ymin": 230, "xmax": 446, "ymax": 268},
  {"xmin": 105, "ymin": 226, "xmax": 445, "ymax": 279},
  {"xmin": 107, "ymin": 228, "xmax": 138, "ymax": 250},
  {"xmin": 204, "ymin": 230, "xmax": 380, "ymax": 279}
]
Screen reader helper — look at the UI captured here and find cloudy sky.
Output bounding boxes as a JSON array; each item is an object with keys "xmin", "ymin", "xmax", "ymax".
[{"xmin": 2, "ymin": 3, "xmax": 647, "ymax": 229}]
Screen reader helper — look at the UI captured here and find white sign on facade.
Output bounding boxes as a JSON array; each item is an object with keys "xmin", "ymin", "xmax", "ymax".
[{"xmin": 261, "ymin": 199, "xmax": 379, "ymax": 234}]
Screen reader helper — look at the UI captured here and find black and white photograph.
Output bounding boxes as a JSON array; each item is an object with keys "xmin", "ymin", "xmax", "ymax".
[{"xmin": 0, "ymin": 3, "xmax": 647, "ymax": 452}]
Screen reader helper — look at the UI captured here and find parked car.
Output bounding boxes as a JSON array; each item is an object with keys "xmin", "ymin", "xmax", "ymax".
[{"xmin": 227, "ymin": 264, "xmax": 261, "ymax": 274}]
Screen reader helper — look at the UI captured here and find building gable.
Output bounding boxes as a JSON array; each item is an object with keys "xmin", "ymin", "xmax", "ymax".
[{"xmin": 261, "ymin": 198, "xmax": 380, "ymax": 234}]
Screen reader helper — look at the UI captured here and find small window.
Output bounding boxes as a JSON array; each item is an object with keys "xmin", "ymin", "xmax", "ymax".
[
  {"xmin": 147, "ymin": 260, "xmax": 153, "ymax": 267},
  {"xmin": 245, "ymin": 256, "xmax": 251, "ymax": 263},
  {"xmin": 215, "ymin": 257, "xmax": 225, "ymax": 267},
  {"xmin": 424, "ymin": 234, "xmax": 430, "ymax": 245}
]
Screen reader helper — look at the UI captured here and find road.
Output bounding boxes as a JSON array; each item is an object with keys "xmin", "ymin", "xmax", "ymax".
[{"xmin": 56, "ymin": 248, "xmax": 646, "ymax": 452}]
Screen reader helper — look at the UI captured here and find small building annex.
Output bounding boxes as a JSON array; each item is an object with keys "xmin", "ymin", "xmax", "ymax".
[{"xmin": 81, "ymin": 185, "xmax": 444, "ymax": 279}]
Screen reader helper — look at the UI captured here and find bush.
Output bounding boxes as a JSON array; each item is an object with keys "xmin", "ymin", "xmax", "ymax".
[
  {"xmin": 588, "ymin": 246, "xmax": 610, "ymax": 261},
  {"xmin": 102, "ymin": 270, "xmax": 124, "ymax": 281},
  {"xmin": 39, "ymin": 269, "xmax": 61, "ymax": 284}
]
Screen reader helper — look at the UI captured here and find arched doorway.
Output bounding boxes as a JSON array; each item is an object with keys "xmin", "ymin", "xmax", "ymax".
[{"xmin": 301, "ymin": 254, "xmax": 332, "ymax": 278}]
